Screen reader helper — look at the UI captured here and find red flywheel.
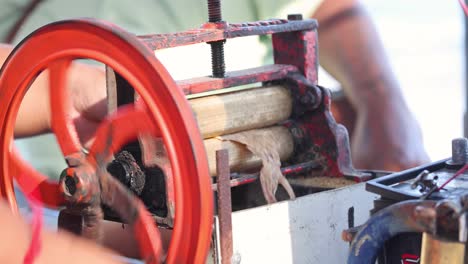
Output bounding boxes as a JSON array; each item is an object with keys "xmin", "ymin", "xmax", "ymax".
[{"xmin": 0, "ymin": 19, "xmax": 213, "ymax": 263}]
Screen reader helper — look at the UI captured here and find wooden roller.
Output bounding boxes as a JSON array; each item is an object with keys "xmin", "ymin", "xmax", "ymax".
[
  {"xmin": 106, "ymin": 74, "xmax": 292, "ymax": 139},
  {"xmin": 204, "ymin": 126, "xmax": 294, "ymax": 176},
  {"xmin": 136, "ymin": 86, "xmax": 295, "ymax": 176},
  {"xmin": 106, "ymin": 69, "xmax": 296, "ymax": 177},
  {"xmin": 190, "ymin": 85, "xmax": 292, "ymax": 138}
]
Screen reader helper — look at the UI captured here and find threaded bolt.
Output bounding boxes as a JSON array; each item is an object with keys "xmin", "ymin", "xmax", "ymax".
[
  {"xmin": 207, "ymin": 0, "xmax": 225, "ymax": 77},
  {"xmin": 211, "ymin": 42, "xmax": 225, "ymax": 77},
  {"xmin": 287, "ymin": 14, "xmax": 303, "ymax": 21},
  {"xmin": 208, "ymin": 0, "xmax": 222, "ymax": 22}
]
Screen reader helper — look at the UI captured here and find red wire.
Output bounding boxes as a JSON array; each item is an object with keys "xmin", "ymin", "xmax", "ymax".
[
  {"xmin": 437, "ymin": 163, "xmax": 468, "ymax": 191},
  {"xmin": 458, "ymin": 0, "xmax": 468, "ymax": 16},
  {"xmin": 22, "ymin": 187, "xmax": 43, "ymax": 264}
]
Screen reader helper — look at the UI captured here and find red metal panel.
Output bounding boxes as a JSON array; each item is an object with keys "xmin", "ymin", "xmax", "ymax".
[
  {"xmin": 139, "ymin": 19, "xmax": 317, "ymax": 50},
  {"xmin": 272, "ymin": 28, "xmax": 318, "ymax": 84},
  {"xmin": 178, "ymin": 64, "xmax": 298, "ymax": 95}
]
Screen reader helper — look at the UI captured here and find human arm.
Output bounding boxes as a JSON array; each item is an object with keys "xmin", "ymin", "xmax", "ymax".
[
  {"xmin": 311, "ymin": 0, "xmax": 430, "ymax": 171},
  {"xmin": 0, "ymin": 201, "xmax": 123, "ymax": 264},
  {"xmin": 0, "ymin": 44, "xmax": 107, "ymax": 145}
]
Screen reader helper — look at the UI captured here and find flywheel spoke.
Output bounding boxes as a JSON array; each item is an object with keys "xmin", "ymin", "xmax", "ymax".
[
  {"xmin": 87, "ymin": 105, "xmax": 158, "ymax": 166},
  {"xmin": 9, "ymin": 149, "xmax": 64, "ymax": 208},
  {"xmin": 49, "ymin": 59, "xmax": 83, "ymax": 156}
]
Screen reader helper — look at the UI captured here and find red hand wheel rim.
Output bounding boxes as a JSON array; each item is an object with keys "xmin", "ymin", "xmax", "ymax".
[{"xmin": 0, "ymin": 19, "xmax": 213, "ymax": 263}]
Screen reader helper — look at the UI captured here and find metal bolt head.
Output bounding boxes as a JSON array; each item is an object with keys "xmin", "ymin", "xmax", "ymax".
[
  {"xmin": 288, "ymin": 14, "xmax": 303, "ymax": 21},
  {"xmin": 451, "ymin": 138, "xmax": 468, "ymax": 165},
  {"xmin": 59, "ymin": 168, "xmax": 80, "ymax": 201}
]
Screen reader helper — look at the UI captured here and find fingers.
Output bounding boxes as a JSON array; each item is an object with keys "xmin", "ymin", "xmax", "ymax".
[
  {"xmin": 68, "ymin": 62, "xmax": 107, "ymax": 145},
  {"xmin": 72, "ymin": 116, "xmax": 100, "ymax": 148},
  {"xmin": 69, "ymin": 63, "xmax": 107, "ymax": 122}
]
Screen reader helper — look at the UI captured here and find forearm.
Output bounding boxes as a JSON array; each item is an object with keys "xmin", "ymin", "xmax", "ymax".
[
  {"xmin": 313, "ymin": 0, "xmax": 407, "ymax": 113},
  {"xmin": 0, "ymin": 202, "xmax": 122, "ymax": 264},
  {"xmin": 0, "ymin": 44, "xmax": 52, "ymax": 137},
  {"xmin": 311, "ymin": 0, "xmax": 429, "ymax": 170},
  {"xmin": 16, "ymin": 68, "xmax": 52, "ymax": 138},
  {"xmin": 0, "ymin": 44, "xmax": 106, "ymax": 139}
]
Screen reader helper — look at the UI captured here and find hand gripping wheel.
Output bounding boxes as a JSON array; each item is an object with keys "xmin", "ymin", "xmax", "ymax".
[{"xmin": 0, "ymin": 19, "xmax": 213, "ymax": 263}]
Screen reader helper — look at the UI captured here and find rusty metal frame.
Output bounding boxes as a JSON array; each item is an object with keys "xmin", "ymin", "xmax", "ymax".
[
  {"xmin": 139, "ymin": 14, "xmax": 364, "ymax": 181},
  {"xmin": 216, "ymin": 149, "xmax": 233, "ymax": 264},
  {"xmin": 106, "ymin": 12, "xmax": 366, "ymax": 259},
  {"xmin": 139, "ymin": 19, "xmax": 317, "ymax": 50}
]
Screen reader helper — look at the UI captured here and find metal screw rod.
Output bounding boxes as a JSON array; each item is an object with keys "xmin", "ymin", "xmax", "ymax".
[{"xmin": 207, "ymin": 0, "xmax": 225, "ymax": 77}]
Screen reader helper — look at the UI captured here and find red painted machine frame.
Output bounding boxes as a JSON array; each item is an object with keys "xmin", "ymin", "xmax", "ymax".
[
  {"xmin": 108, "ymin": 15, "xmax": 371, "ymax": 263},
  {"xmin": 0, "ymin": 11, "xmax": 371, "ymax": 264},
  {"xmin": 136, "ymin": 15, "xmax": 371, "ymax": 183}
]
